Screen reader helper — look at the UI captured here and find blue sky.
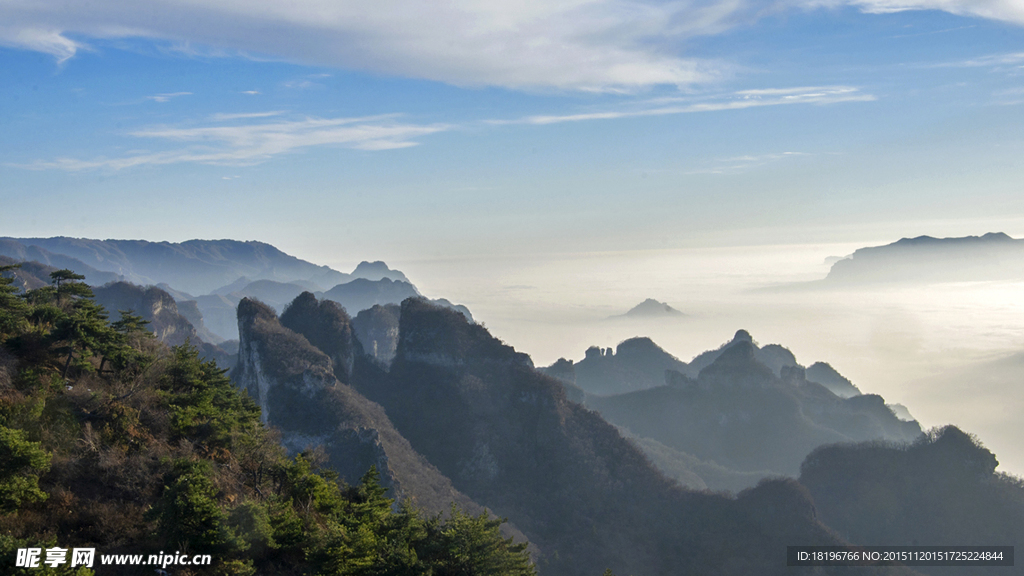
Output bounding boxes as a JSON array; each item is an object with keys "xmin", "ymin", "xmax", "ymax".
[{"xmin": 2, "ymin": 0, "xmax": 1024, "ymax": 265}]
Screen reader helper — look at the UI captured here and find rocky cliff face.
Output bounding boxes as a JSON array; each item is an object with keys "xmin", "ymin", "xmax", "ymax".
[
  {"xmin": 93, "ymin": 282, "xmax": 196, "ymax": 345},
  {"xmin": 232, "ymin": 297, "xmax": 490, "ymax": 518},
  {"xmin": 91, "ymin": 282, "xmax": 233, "ymax": 368},
  {"xmin": 352, "ymin": 303, "xmax": 401, "ymax": 366},
  {"xmin": 280, "ymin": 291, "xmax": 360, "ymax": 384}
]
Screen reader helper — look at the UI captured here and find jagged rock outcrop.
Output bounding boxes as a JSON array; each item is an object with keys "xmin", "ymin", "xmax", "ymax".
[
  {"xmin": 280, "ymin": 292, "xmax": 360, "ymax": 383},
  {"xmin": 232, "ymin": 297, "xmax": 494, "ymax": 519},
  {"xmin": 352, "ymin": 303, "xmax": 401, "ymax": 366},
  {"xmin": 688, "ymin": 329, "xmax": 800, "ymax": 377},
  {"xmin": 351, "ymin": 298, "xmax": 874, "ymax": 576},
  {"xmin": 570, "ymin": 336, "xmax": 689, "ymax": 395},
  {"xmin": 696, "ymin": 340, "xmax": 776, "ymax": 389}
]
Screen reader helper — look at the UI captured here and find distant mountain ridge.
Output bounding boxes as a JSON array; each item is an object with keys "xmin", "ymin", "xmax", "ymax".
[
  {"xmin": 545, "ymin": 329, "xmax": 909, "ymax": 490},
  {"xmin": 825, "ymin": 232, "xmax": 1024, "ymax": 284},
  {"xmin": 0, "ymin": 236, "xmax": 349, "ymax": 294}
]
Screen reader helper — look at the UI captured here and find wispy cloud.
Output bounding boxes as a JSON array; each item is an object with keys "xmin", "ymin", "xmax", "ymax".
[
  {"xmin": 16, "ymin": 114, "xmax": 450, "ymax": 171},
  {"xmin": 240, "ymin": 90, "xmax": 261, "ymax": 95},
  {"xmin": 209, "ymin": 111, "xmax": 285, "ymax": 121},
  {"xmin": 833, "ymin": 0, "xmax": 1024, "ymax": 24},
  {"xmin": 0, "ymin": 26, "xmax": 83, "ymax": 64},
  {"xmin": 146, "ymin": 91, "xmax": 192, "ymax": 103},
  {"xmin": 682, "ymin": 151, "xmax": 813, "ymax": 175},
  {"xmin": 932, "ymin": 52, "xmax": 1024, "ymax": 68},
  {"xmin": 489, "ymin": 86, "xmax": 875, "ymax": 125}
]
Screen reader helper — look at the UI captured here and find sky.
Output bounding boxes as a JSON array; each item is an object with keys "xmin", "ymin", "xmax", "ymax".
[
  {"xmin": 2, "ymin": 0, "xmax": 1024, "ymax": 262},
  {"xmin": 3, "ymin": 1, "xmax": 1024, "ymax": 471}
]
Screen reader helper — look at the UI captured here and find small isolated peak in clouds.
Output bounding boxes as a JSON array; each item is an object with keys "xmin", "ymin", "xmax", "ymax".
[{"xmin": 146, "ymin": 91, "xmax": 192, "ymax": 103}]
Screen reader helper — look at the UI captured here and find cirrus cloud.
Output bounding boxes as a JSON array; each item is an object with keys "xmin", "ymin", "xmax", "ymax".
[{"xmin": 13, "ymin": 114, "xmax": 451, "ymax": 171}]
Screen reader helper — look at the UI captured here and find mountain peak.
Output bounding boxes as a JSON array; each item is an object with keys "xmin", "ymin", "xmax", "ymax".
[
  {"xmin": 619, "ymin": 298, "xmax": 684, "ymax": 318},
  {"xmin": 351, "ymin": 261, "xmax": 409, "ymax": 282},
  {"xmin": 732, "ymin": 329, "xmax": 753, "ymax": 343}
]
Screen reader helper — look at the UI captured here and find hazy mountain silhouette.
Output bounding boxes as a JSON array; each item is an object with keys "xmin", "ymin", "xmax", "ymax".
[
  {"xmin": 351, "ymin": 260, "xmax": 410, "ymax": 283},
  {"xmin": 546, "ymin": 337, "xmax": 690, "ymax": 396},
  {"xmin": 800, "ymin": 426, "xmax": 1024, "ymax": 575},
  {"xmin": 824, "ymin": 232, "xmax": 1024, "ymax": 284},
  {"xmin": 0, "ymin": 236, "xmax": 351, "ymax": 294},
  {"xmin": 585, "ymin": 332, "xmax": 920, "ymax": 487},
  {"xmin": 0, "ymin": 241, "xmax": 122, "ymax": 286}
]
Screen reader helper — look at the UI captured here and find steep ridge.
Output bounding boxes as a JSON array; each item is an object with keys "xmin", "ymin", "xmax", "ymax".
[
  {"xmin": 280, "ymin": 291, "xmax": 361, "ymax": 384},
  {"xmin": 352, "ymin": 298, "xmax": 899, "ymax": 576},
  {"xmin": 232, "ymin": 297, "xmax": 490, "ymax": 519}
]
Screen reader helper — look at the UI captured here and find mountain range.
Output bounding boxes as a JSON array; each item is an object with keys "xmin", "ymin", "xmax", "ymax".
[
  {"xmin": 0, "ymin": 237, "xmax": 470, "ymax": 344},
  {"xmin": 3, "ymin": 235, "xmax": 1023, "ymax": 575}
]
